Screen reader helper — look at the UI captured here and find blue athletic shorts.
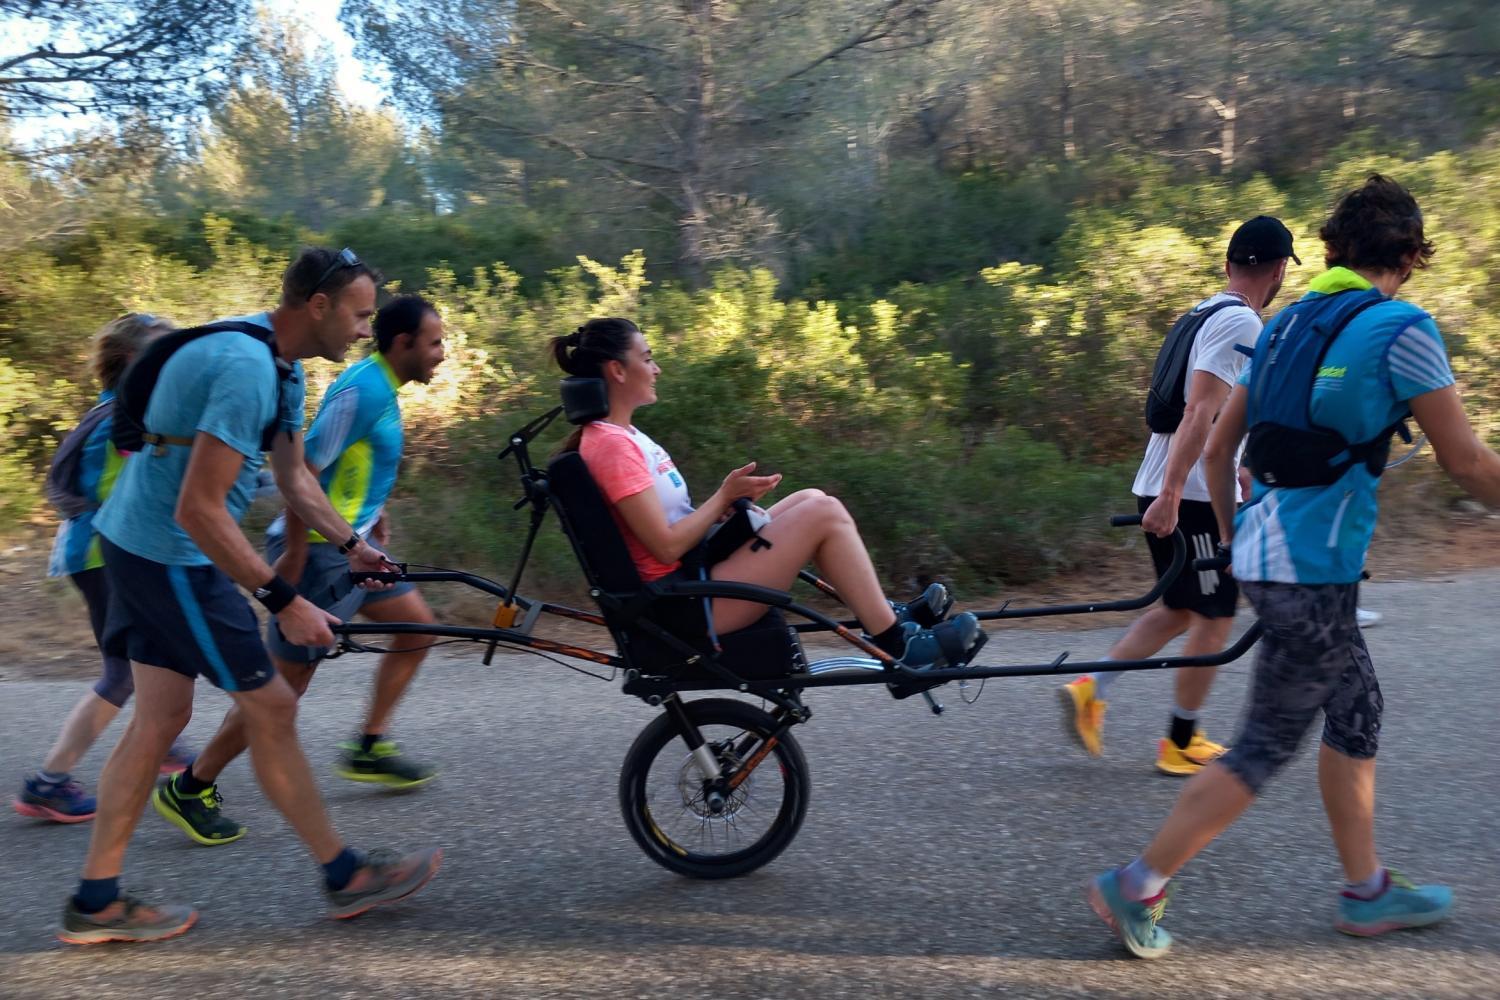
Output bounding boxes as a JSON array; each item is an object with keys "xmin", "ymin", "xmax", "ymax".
[
  {"xmin": 263, "ymin": 534, "xmax": 413, "ymax": 664},
  {"xmin": 99, "ymin": 537, "xmax": 275, "ymax": 692}
]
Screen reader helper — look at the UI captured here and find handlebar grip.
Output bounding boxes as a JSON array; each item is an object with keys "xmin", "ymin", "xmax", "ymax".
[
  {"xmin": 1192, "ymin": 556, "xmax": 1231, "ymax": 572},
  {"xmin": 345, "ymin": 563, "xmax": 405, "ymax": 587},
  {"xmin": 1109, "ymin": 514, "xmax": 1143, "ymax": 527}
]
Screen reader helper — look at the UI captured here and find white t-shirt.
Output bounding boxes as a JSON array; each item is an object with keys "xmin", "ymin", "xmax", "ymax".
[
  {"xmin": 626, "ymin": 425, "xmax": 695, "ymax": 525},
  {"xmin": 1132, "ymin": 293, "xmax": 1262, "ymax": 502}
]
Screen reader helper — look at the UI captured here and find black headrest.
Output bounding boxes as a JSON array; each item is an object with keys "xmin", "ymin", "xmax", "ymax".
[{"xmin": 560, "ymin": 377, "xmax": 609, "ymax": 425}]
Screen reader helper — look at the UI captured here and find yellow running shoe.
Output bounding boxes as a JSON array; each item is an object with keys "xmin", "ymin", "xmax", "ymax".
[
  {"xmin": 1059, "ymin": 677, "xmax": 1107, "ymax": 757},
  {"xmin": 1155, "ymin": 732, "xmax": 1227, "ymax": 776}
]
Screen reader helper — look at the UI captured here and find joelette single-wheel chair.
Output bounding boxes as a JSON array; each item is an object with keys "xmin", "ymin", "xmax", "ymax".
[{"xmin": 334, "ymin": 377, "xmax": 1259, "ymax": 878}]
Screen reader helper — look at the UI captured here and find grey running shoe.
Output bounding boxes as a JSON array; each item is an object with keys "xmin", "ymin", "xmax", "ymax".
[
  {"xmin": 327, "ymin": 846, "xmax": 444, "ymax": 920},
  {"xmin": 58, "ymin": 893, "xmax": 198, "ymax": 945}
]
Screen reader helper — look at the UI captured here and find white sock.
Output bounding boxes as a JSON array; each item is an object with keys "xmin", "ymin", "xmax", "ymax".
[
  {"xmin": 1091, "ymin": 663, "xmax": 1120, "ymax": 699},
  {"xmin": 1344, "ymin": 868, "xmax": 1388, "ymax": 899},
  {"xmin": 1172, "ymin": 703, "xmax": 1199, "ymax": 722},
  {"xmin": 37, "ymin": 769, "xmax": 70, "ymax": 785},
  {"xmin": 1119, "ymin": 857, "xmax": 1170, "ymax": 900}
]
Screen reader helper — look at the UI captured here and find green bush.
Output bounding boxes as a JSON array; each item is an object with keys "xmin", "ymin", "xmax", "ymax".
[{"xmin": 7, "ymin": 141, "xmax": 1500, "ymax": 601}]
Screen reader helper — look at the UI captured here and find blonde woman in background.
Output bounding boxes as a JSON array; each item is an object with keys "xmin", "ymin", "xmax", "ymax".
[{"xmin": 13, "ymin": 314, "xmax": 192, "ymax": 823}]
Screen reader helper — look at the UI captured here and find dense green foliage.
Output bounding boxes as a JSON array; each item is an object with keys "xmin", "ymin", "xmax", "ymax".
[
  {"xmin": 6, "ymin": 139, "xmax": 1500, "ymax": 591},
  {"xmin": 5, "ymin": 4, "xmax": 1500, "ymax": 595}
]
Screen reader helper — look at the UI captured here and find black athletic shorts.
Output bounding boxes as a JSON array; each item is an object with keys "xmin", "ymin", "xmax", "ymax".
[
  {"xmin": 100, "ymin": 537, "xmax": 276, "ymax": 693},
  {"xmin": 1136, "ymin": 494, "xmax": 1239, "ymax": 619}
]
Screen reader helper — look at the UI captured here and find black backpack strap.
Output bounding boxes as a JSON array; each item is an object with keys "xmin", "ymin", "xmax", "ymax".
[
  {"xmin": 120, "ymin": 319, "xmax": 287, "ymax": 456},
  {"xmin": 1145, "ymin": 298, "xmax": 1252, "ymax": 434}
]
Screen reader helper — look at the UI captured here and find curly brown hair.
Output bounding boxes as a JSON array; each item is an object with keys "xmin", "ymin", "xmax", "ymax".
[{"xmin": 1319, "ymin": 174, "xmax": 1436, "ymax": 275}]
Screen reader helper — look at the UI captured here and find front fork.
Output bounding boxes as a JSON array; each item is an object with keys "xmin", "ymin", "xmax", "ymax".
[{"xmin": 662, "ymin": 693, "xmax": 806, "ymax": 812}]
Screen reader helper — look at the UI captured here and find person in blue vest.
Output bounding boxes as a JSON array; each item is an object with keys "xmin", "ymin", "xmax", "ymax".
[
  {"xmin": 58, "ymin": 249, "xmax": 441, "ymax": 946},
  {"xmin": 13, "ymin": 314, "xmax": 194, "ymax": 824},
  {"xmin": 1088, "ymin": 175, "xmax": 1500, "ymax": 957},
  {"xmin": 154, "ymin": 294, "xmax": 447, "ymax": 846}
]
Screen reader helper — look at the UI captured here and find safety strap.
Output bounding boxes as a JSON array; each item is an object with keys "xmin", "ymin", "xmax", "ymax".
[{"xmin": 141, "ymin": 431, "xmax": 198, "ymax": 456}]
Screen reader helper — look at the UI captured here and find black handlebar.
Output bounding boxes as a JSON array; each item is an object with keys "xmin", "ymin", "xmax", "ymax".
[{"xmin": 971, "ymin": 514, "xmax": 1183, "ymax": 620}]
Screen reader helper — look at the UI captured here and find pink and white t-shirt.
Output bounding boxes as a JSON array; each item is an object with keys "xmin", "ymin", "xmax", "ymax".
[{"xmin": 579, "ymin": 421, "xmax": 694, "ymax": 581}]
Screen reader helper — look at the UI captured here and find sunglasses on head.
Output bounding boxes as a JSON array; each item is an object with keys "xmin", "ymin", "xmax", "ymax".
[{"xmin": 308, "ymin": 247, "xmax": 361, "ymax": 300}]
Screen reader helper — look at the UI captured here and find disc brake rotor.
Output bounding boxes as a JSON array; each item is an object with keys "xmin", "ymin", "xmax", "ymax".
[{"xmin": 675, "ymin": 739, "xmax": 752, "ymax": 821}]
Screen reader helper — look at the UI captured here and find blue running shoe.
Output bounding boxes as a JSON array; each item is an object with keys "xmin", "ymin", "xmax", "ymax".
[
  {"xmin": 1088, "ymin": 868, "xmax": 1173, "ymax": 959},
  {"xmin": 14, "ymin": 776, "xmax": 96, "ymax": 824},
  {"xmin": 891, "ymin": 583, "xmax": 953, "ymax": 629},
  {"xmin": 1335, "ymin": 870, "xmax": 1453, "ymax": 937}
]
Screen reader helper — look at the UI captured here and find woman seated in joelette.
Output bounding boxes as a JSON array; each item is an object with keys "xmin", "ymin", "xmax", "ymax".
[{"xmin": 549, "ymin": 317, "xmax": 980, "ymax": 669}]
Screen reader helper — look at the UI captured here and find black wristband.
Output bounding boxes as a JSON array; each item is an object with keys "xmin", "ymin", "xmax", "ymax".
[
  {"xmin": 252, "ymin": 575, "xmax": 298, "ymax": 614},
  {"xmin": 336, "ymin": 532, "xmax": 361, "ymax": 555}
]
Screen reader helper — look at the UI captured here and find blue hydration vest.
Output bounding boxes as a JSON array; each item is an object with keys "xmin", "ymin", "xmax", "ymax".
[{"xmin": 1243, "ymin": 288, "xmax": 1409, "ymax": 488}]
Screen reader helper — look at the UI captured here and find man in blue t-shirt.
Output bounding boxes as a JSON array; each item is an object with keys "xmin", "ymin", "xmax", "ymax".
[
  {"xmin": 59, "ymin": 249, "xmax": 442, "ymax": 946},
  {"xmin": 163, "ymin": 296, "xmax": 448, "ymax": 833},
  {"xmin": 1088, "ymin": 175, "xmax": 1500, "ymax": 959}
]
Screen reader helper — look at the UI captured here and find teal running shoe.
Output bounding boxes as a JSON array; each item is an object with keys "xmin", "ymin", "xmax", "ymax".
[
  {"xmin": 1088, "ymin": 868, "xmax": 1173, "ymax": 959},
  {"xmin": 1335, "ymin": 870, "xmax": 1453, "ymax": 937}
]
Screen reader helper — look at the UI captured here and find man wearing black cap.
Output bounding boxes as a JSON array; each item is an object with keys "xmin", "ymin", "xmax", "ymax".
[{"xmin": 1060, "ymin": 216, "xmax": 1298, "ymax": 774}]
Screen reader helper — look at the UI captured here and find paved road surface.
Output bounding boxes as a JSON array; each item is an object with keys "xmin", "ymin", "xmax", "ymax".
[{"xmin": 2, "ymin": 572, "xmax": 1496, "ymax": 999}]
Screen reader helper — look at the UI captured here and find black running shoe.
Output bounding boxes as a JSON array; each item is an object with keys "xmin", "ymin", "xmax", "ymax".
[
  {"xmin": 58, "ymin": 892, "xmax": 198, "ymax": 945},
  {"xmin": 152, "ymin": 774, "xmax": 246, "ymax": 846},
  {"xmin": 335, "ymin": 739, "xmax": 437, "ymax": 789}
]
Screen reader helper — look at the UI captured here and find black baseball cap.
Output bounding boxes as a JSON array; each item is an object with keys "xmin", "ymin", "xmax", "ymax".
[{"xmin": 1227, "ymin": 216, "xmax": 1301, "ymax": 265}]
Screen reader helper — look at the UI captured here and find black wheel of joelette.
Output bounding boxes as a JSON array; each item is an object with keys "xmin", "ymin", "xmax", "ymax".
[{"xmin": 618, "ymin": 697, "xmax": 810, "ymax": 879}]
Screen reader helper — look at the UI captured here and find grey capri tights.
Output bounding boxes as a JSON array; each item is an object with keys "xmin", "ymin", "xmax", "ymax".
[
  {"xmin": 1217, "ymin": 580, "xmax": 1383, "ymax": 795},
  {"xmin": 71, "ymin": 568, "xmax": 135, "ymax": 708}
]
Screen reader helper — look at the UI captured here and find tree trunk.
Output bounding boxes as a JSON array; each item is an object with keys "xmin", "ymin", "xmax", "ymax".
[
  {"xmin": 677, "ymin": 0, "xmax": 717, "ymax": 286},
  {"xmin": 1220, "ymin": 0, "xmax": 1243, "ymax": 176},
  {"xmin": 1061, "ymin": 30, "xmax": 1077, "ymax": 161}
]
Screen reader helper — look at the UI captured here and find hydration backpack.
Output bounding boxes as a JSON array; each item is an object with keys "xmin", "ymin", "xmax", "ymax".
[
  {"xmin": 44, "ymin": 399, "xmax": 114, "ymax": 520},
  {"xmin": 1243, "ymin": 287, "xmax": 1409, "ymax": 488},
  {"xmin": 1144, "ymin": 299, "xmax": 1246, "ymax": 433},
  {"xmin": 111, "ymin": 320, "xmax": 293, "ymax": 455}
]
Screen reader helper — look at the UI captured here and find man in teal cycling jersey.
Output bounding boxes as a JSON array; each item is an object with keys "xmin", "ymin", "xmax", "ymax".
[{"xmin": 160, "ymin": 295, "xmax": 447, "ymax": 847}]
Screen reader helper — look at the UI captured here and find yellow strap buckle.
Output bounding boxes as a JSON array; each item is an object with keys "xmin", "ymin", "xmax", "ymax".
[{"xmin": 492, "ymin": 603, "xmax": 521, "ymax": 629}]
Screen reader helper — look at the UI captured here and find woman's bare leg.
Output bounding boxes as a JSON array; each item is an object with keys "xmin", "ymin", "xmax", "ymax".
[
  {"xmin": 764, "ymin": 488, "xmax": 826, "ymax": 517},
  {"xmin": 710, "ymin": 494, "xmax": 895, "ymax": 634},
  {"xmin": 41, "ymin": 692, "xmax": 122, "ymax": 776}
]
